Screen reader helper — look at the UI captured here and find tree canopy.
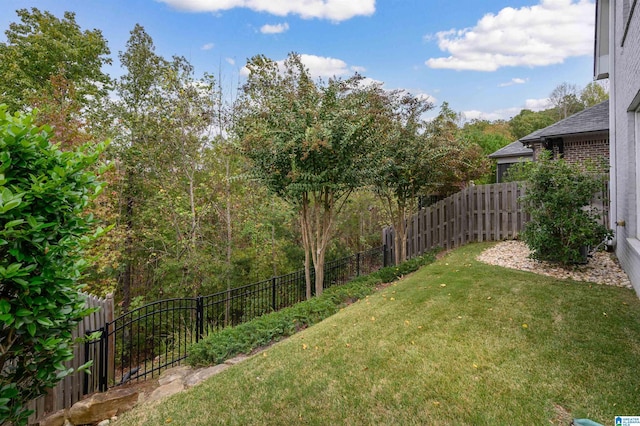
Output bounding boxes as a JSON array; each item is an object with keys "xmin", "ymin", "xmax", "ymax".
[
  {"xmin": 0, "ymin": 8, "xmax": 111, "ymax": 113},
  {"xmin": 236, "ymin": 53, "xmax": 385, "ymax": 296}
]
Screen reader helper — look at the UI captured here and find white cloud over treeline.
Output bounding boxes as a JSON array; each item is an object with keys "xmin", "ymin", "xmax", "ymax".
[
  {"xmin": 156, "ymin": 0, "xmax": 375, "ymax": 21},
  {"xmin": 240, "ymin": 54, "xmax": 366, "ymax": 79},
  {"xmin": 426, "ymin": 0, "xmax": 594, "ymax": 71}
]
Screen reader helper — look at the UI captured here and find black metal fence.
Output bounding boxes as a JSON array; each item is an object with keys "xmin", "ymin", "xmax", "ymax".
[{"xmin": 84, "ymin": 246, "xmax": 386, "ymax": 393}]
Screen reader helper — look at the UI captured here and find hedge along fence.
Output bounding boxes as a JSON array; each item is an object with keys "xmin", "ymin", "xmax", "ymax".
[{"xmin": 187, "ymin": 250, "xmax": 439, "ymax": 367}]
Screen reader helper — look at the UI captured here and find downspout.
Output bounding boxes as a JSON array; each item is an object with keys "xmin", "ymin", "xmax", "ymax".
[{"xmin": 608, "ymin": 0, "xmax": 618, "ymax": 248}]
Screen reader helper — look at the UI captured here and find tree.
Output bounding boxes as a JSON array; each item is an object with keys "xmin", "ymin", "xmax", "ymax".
[
  {"xmin": 461, "ymin": 119, "xmax": 513, "ymax": 184},
  {"xmin": 372, "ymin": 99, "xmax": 488, "ymax": 263},
  {"xmin": 509, "ymin": 109, "xmax": 556, "ymax": 140},
  {"xmin": 424, "ymin": 103, "xmax": 490, "ymax": 196},
  {"xmin": 0, "ymin": 8, "xmax": 111, "ymax": 113},
  {"xmin": 580, "ymin": 81, "xmax": 609, "ymax": 107},
  {"xmin": 110, "ymin": 24, "xmax": 170, "ymax": 310},
  {"xmin": 371, "ymin": 91, "xmax": 438, "ymax": 264},
  {"xmin": 549, "ymin": 82, "xmax": 584, "ymax": 120},
  {"xmin": 0, "ymin": 106, "xmax": 106, "ymax": 425},
  {"xmin": 235, "ymin": 53, "xmax": 382, "ymax": 297}
]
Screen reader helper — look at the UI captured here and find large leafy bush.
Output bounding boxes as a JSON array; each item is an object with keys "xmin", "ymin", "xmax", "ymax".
[
  {"xmin": 516, "ymin": 152, "xmax": 610, "ymax": 264},
  {"xmin": 0, "ymin": 106, "xmax": 105, "ymax": 424}
]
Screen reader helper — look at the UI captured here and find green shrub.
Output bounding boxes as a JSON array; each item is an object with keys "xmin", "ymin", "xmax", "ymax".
[
  {"xmin": 517, "ymin": 152, "xmax": 611, "ymax": 264},
  {"xmin": 0, "ymin": 106, "xmax": 106, "ymax": 425},
  {"xmin": 187, "ymin": 250, "xmax": 439, "ymax": 367}
]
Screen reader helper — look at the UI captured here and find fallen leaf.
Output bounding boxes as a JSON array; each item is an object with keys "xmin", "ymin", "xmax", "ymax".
[
  {"xmin": 487, "ymin": 296, "xmax": 492, "ymax": 300},
  {"xmin": 440, "ymin": 284, "xmax": 447, "ymax": 287},
  {"xmin": 433, "ymin": 401, "xmax": 440, "ymax": 406},
  {"xmin": 390, "ymin": 297, "xmax": 395, "ymax": 301},
  {"xmin": 263, "ymin": 353, "xmax": 267, "ymax": 357},
  {"xmin": 346, "ymin": 343, "xmax": 351, "ymax": 348},
  {"xmin": 603, "ymin": 312, "xmax": 608, "ymax": 316},
  {"xmin": 404, "ymin": 320, "xmax": 410, "ymax": 325},
  {"xmin": 457, "ymin": 316, "xmax": 462, "ymax": 319},
  {"xmin": 522, "ymin": 323, "xmax": 528, "ymax": 329},
  {"xmin": 371, "ymin": 316, "xmax": 376, "ymax": 321},
  {"xmin": 302, "ymin": 343, "xmax": 308, "ymax": 350},
  {"xmin": 473, "ymin": 364, "xmax": 478, "ymax": 369}
]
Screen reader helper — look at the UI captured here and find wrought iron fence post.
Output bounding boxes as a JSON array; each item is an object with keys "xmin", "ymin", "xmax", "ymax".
[
  {"xmin": 83, "ymin": 331, "xmax": 91, "ymax": 395},
  {"xmin": 196, "ymin": 296, "xmax": 204, "ymax": 343},
  {"xmin": 99, "ymin": 325, "xmax": 108, "ymax": 392},
  {"xmin": 271, "ymin": 277, "xmax": 277, "ymax": 311},
  {"xmin": 356, "ymin": 252, "xmax": 361, "ymax": 277}
]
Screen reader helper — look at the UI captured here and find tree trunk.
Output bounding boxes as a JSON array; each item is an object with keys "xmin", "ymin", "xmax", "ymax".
[
  {"xmin": 224, "ymin": 158, "xmax": 233, "ymax": 326},
  {"xmin": 394, "ymin": 203, "xmax": 407, "ymax": 264},
  {"xmin": 121, "ymin": 172, "xmax": 135, "ymax": 312},
  {"xmin": 300, "ymin": 195, "xmax": 312, "ymax": 299}
]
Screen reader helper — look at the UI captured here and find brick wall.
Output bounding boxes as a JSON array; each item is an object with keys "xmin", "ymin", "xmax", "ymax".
[
  {"xmin": 563, "ymin": 136, "xmax": 609, "ymax": 165},
  {"xmin": 528, "ymin": 135, "xmax": 609, "ymax": 166}
]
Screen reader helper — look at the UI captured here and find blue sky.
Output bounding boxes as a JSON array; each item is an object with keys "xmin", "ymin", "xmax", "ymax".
[{"xmin": 1, "ymin": 0, "xmax": 598, "ymax": 120}]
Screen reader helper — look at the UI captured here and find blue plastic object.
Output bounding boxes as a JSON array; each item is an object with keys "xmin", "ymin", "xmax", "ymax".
[{"xmin": 572, "ymin": 419, "xmax": 604, "ymax": 426}]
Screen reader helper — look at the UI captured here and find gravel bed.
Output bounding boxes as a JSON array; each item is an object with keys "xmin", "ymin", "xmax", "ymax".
[{"xmin": 476, "ymin": 240, "xmax": 632, "ymax": 289}]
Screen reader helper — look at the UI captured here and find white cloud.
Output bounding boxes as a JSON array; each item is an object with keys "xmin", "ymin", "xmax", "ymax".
[
  {"xmin": 350, "ymin": 65, "xmax": 367, "ymax": 73},
  {"xmin": 462, "ymin": 97, "xmax": 551, "ymax": 121},
  {"xmin": 201, "ymin": 42, "xmax": 215, "ymax": 50},
  {"xmin": 297, "ymin": 54, "xmax": 351, "ymax": 78},
  {"xmin": 498, "ymin": 77, "xmax": 528, "ymax": 87},
  {"xmin": 524, "ymin": 97, "xmax": 551, "ymax": 111},
  {"xmin": 155, "ymin": 0, "xmax": 375, "ymax": 21},
  {"xmin": 260, "ymin": 22, "xmax": 289, "ymax": 34},
  {"xmin": 426, "ymin": 0, "xmax": 595, "ymax": 71},
  {"xmin": 462, "ymin": 110, "xmax": 501, "ymax": 121},
  {"xmin": 416, "ymin": 92, "xmax": 438, "ymax": 105},
  {"xmin": 225, "ymin": 57, "xmax": 235, "ymax": 65},
  {"xmin": 241, "ymin": 54, "xmax": 363, "ymax": 79}
]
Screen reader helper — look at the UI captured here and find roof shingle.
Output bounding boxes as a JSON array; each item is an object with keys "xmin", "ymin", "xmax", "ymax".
[{"xmin": 520, "ymin": 100, "xmax": 609, "ymax": 143}]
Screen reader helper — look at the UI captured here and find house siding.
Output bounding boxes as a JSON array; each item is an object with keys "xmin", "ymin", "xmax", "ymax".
[{"xmin": 610, "ymin": 0, "xmax": 640, "ymax": 295}]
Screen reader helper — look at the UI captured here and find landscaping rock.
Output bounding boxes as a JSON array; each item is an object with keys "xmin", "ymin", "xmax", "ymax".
[
  {"xmin": 477, "ymin": 240, "xmax": 632, "ymax": 288},
  {"xmin": 185, "ymin": 364, "xmax": 230, "ymax": 388},
  {"xmin": 147, "ymin": 379, "xmax": 185, "ymax": 403},
  {"xmin": 67, "ymin": 387, "xmax": 138, "ymax": 426},
  {"xmin": 224, "ymin": 355, "xmax": 248, "ymax": 365},
  {"xmin": 38, "ymin": 409, "xmax": 66, "ymax": 426},
  {"xmin": 157, "ymin": 365, "xmax": 191, "ymax": 386}
]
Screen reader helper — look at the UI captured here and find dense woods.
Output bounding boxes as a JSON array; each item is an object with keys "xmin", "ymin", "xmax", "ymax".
[{"xmin": 0, "ymin": 8, "xmax": 608, "ymax": 309}]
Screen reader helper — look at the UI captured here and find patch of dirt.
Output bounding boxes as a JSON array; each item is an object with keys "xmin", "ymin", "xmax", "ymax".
[{"xmin": 550, "ymin": 403, "xmax": 573, "ymax": 425}]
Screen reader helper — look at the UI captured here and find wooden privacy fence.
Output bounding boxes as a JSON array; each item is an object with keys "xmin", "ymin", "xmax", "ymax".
[
  {"xmin": 27, "ymin": 293, "xmax": 114, "ymax": 425},
  {"xmin": 383, "ymin": 181, "xmax": 610, "ymax": 263},
  {"xmin": 384, "ymin": 182, "xmax": 529, "ymax": 262}
]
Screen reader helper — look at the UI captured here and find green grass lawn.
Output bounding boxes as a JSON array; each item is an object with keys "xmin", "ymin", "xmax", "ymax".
[{"xmin": 117, "ymin": 243, "xmax": 640, "ymax": 425}]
